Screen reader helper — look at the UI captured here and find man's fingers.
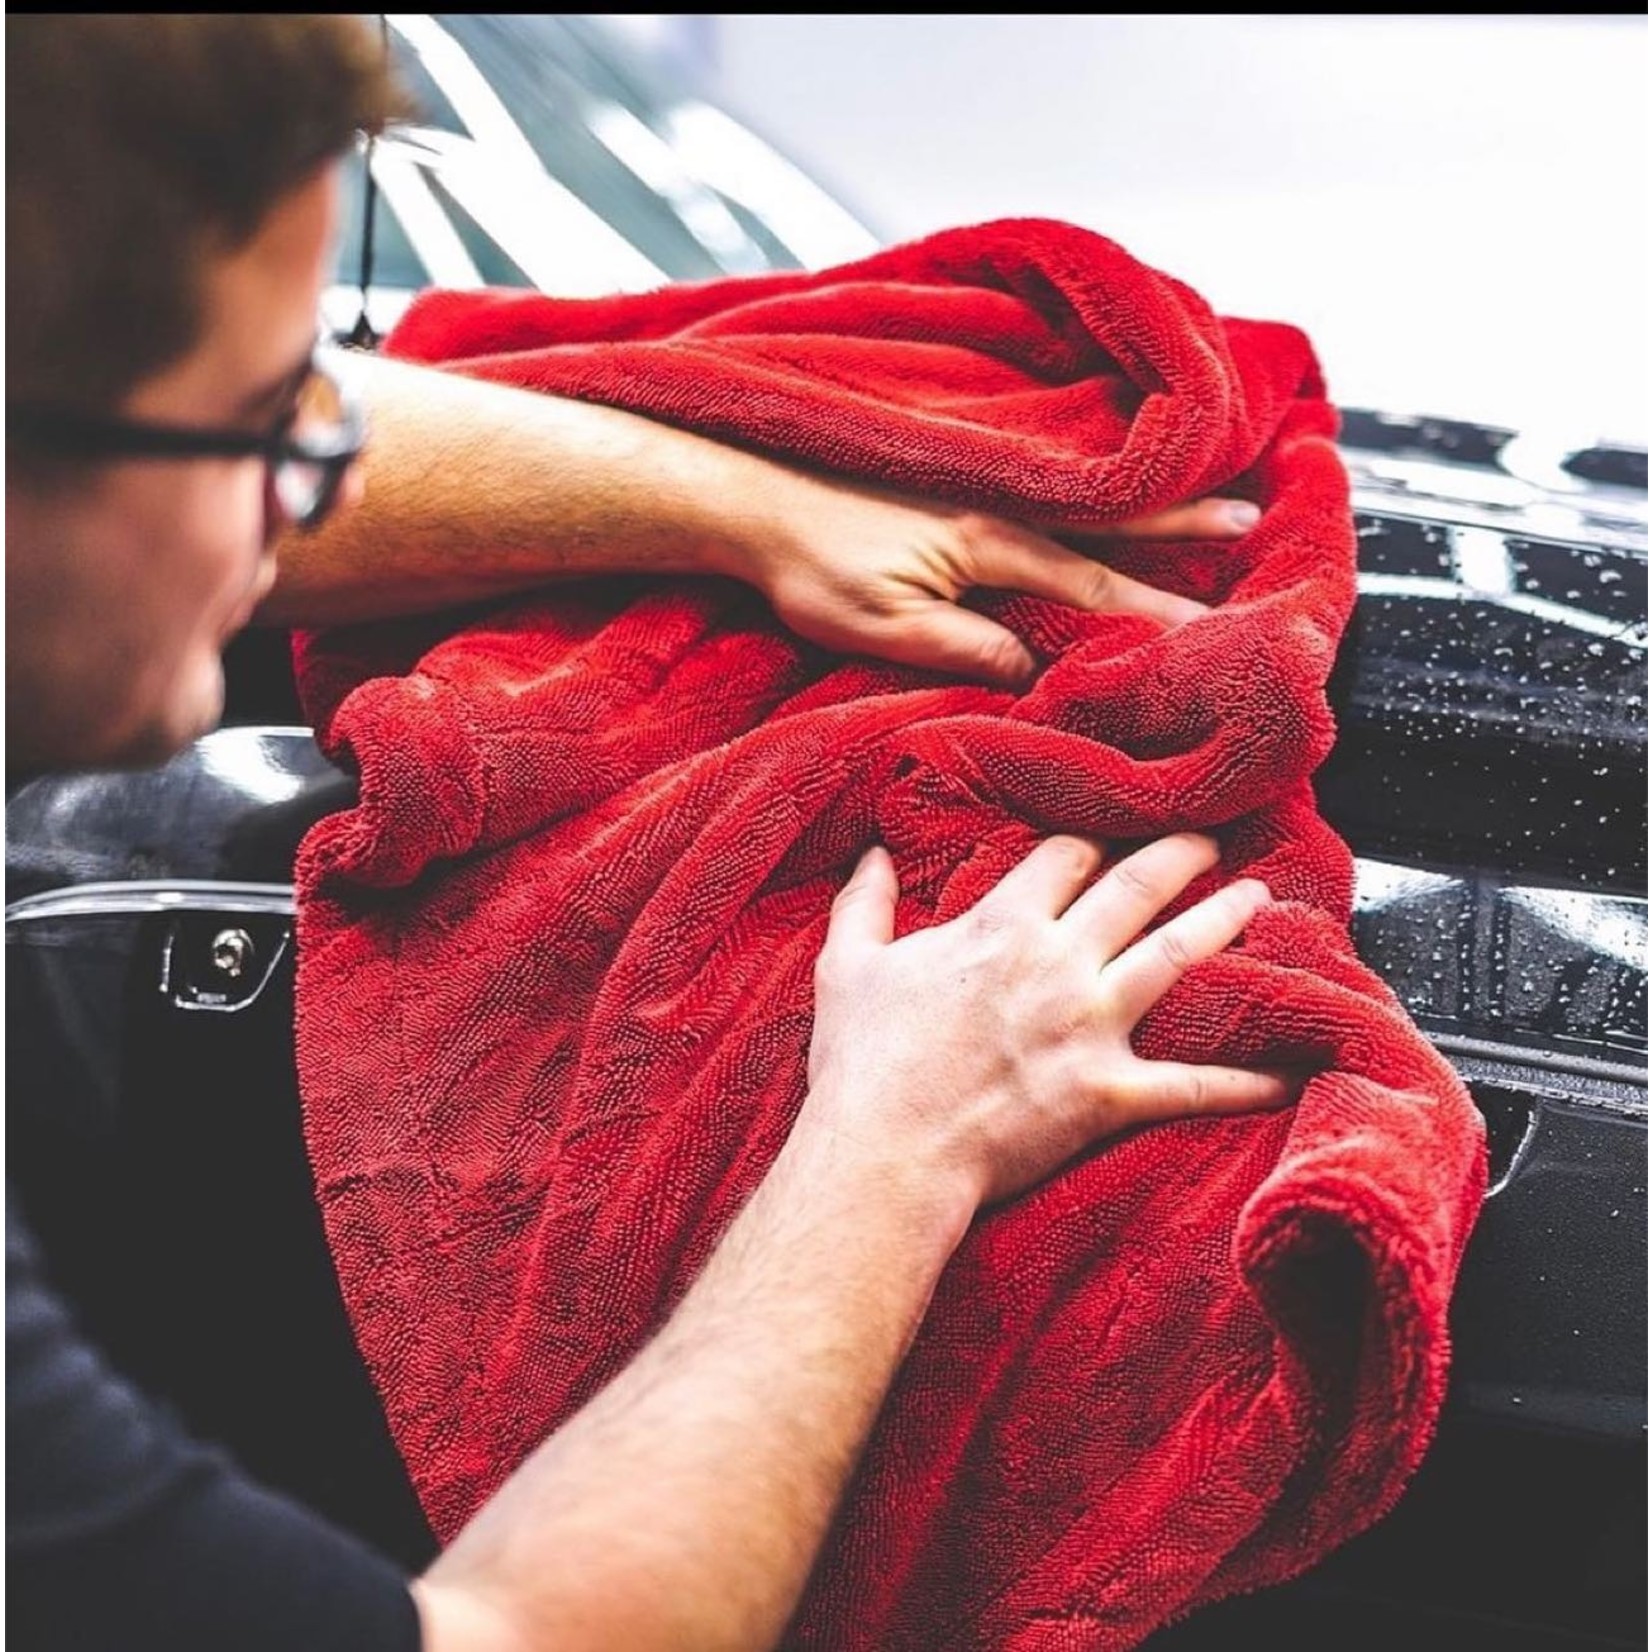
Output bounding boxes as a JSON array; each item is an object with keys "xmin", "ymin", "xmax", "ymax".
[
  {"xmin": 1101, "ymin": 877, "xmax": 1271, "ymax": 1026},
  {"xmin": 971, "ymin": 835, "xmax": 1106, "ymax": 925},
  {"xmin": 857, "ymin": 604, "xmax": 1039, "ymax": 687},
  {"xmin": 1096, "ymin": 497, "xmax": 1261, "ymax": 541},
  {"xmin": 823, "ymin": 846, "xmax": 898, "ymax": 954},
  {"xmin": 971, "ymin": 524, "xmax": 1205, "ymax": 628},
  {"xmin": 1111, "ymin": 1060, "xmax": 1301, "ymax": 1125},
  {"xmin": 1061, "ymin": 833, "xmax": 1221, "ymax": 962}
]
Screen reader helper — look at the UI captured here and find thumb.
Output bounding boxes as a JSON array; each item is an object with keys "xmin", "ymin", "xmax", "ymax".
[
  {"xmin": 1111, "ymin": 1060, "xmax": 1304, "ymax": 1126},
  {"xmin": 823, "ymin": 845, "xmax": 899, "ymax": 954},
  {"xmin": 973, "ymin": 526, "xmax": 1206, "ymax": 628},
  {"xmin": 860, "ymin": 604, "xmax": 1038, "ymax": 688}
]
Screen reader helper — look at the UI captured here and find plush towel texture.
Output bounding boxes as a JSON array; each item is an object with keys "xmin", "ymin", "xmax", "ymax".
[{"xmin": 293, "ymin": 219, "xmax": 1487, "ymax": 1648}]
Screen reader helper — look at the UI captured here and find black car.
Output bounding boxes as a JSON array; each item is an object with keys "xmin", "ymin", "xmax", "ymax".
[{"xmin": 7, "ymin": 15, "xmax": 1645, "ymax": 1649}]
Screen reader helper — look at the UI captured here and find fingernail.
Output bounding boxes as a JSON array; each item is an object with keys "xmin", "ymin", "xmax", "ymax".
[
  {"xmin": 1226, "ymin": 502, "xmax": 1261, "ymax": 530},
  {"xmin": 1175, "ymin": 832, "xmax": 1220, "ymax": 855},
  {"xmin": 1002, "ymin": 647, "xmax": 1038, "ymax": 688}
]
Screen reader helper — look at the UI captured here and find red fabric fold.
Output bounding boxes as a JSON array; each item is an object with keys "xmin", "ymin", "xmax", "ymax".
[{"xmin": 293, "ymin": 218, "xmax": 1486, "ymax": 1648}]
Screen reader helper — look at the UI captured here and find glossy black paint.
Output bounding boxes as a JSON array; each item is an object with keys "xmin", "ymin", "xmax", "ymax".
[
  {"xmin": 5, "ymin": 726, "xmax": 352, "ymax": 901},
  {"xmin": 1350, "ymin": 860, "xmax": 1645, "ymax": 1069},
  {"xmin": 1318, "ymin": 513, "xmax": 1645, "ymax": 894}
]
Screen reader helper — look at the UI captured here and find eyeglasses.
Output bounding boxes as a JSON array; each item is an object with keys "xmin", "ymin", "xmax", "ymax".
[{"xmin": 6, "ymin": 353, "xmax": 366, "ymax": 535}]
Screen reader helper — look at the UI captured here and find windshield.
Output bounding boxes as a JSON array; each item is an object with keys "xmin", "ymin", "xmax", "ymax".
[{"xmin": 331, "ymin": 11, "xmax": 878, "ymax": 318}]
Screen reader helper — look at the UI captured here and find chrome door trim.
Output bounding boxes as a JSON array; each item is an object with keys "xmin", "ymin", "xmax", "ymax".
[{"xmin": 5, "ymin": 880, "xmax": 295, "ymax": 925}]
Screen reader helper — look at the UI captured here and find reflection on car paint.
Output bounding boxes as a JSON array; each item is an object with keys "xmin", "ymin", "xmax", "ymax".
[
  {"xmin": 1352, "ymin": 859, "xmax": 1647, "ymax": 1072},
  {"xmin": 1320, "ymin": 496, "xmax": 1646, "ymax": 893}
]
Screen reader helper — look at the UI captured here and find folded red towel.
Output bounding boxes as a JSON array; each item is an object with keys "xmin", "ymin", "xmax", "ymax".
[{"xmin": 293, "ymin": 218, "xmax": 1486, "ymax": 1648}]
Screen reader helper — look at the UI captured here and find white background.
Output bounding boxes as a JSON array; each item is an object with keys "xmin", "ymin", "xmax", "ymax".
[{"xmin": 688, "ymin": 14, "xmax": 1646, "ymax": 446}]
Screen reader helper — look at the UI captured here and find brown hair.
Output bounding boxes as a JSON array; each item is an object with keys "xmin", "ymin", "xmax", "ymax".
[{"xmin": 5, "ymin": 15, "xmax": 410, "ymax": 412}]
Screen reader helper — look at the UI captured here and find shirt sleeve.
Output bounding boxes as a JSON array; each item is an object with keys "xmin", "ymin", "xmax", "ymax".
[{"xmin": 7, "ymin": 1198, "xmax": 423, "ymax": 1652}]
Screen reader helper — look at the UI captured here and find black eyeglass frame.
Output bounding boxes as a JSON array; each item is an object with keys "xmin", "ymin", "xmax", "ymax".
[{"xmin": 6, "ymin": 354, "xmax": 367, "ymax": 532}]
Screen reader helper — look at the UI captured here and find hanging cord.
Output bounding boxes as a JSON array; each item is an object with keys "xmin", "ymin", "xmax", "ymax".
[{"xmin": 345, "ymin": 15, "xmax": 391, "ymax": 350}]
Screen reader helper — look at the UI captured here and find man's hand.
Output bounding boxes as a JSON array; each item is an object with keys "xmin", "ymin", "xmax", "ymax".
[
  {"xmin": 269, "ymin": 356, "xmax": 1259, "ymax": 687},
  {"xmin": 800, "ymin": 832, "xmax": 1293, "ymax": 1208},
  {"xmin": 415, "ymin": 831, "xmax": 1289, "ymax": 1652},
  {"xmin": 722, "ymin": 468, "xmax": 1261, "ymax": 687}
]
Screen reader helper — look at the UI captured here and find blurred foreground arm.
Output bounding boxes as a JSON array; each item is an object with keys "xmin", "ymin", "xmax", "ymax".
[
  {"xmin": 264, "ymin": 351, "xmax": 1257, "ymax": 685},
  {"xmin": 413, "ymin": 833, "xmax": 1295, "ymax": 1651}
]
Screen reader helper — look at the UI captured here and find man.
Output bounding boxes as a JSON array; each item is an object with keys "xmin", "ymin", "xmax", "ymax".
[{"xmin": 7, "ymin": 17, "xmax": 1291, "ymax": 1650}]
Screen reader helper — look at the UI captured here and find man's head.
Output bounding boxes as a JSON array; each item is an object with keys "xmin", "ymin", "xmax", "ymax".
[{"xmin": 5, "ymin": 16, "xmax": 405, "ymax": 770}]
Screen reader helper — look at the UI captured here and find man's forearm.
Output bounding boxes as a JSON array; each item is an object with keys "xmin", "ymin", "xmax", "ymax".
[
  {"xmin": 260, "ymin": 351, "xmax": 776, "ymax": 626},
  {"xmin": 264, "ymin": 350, "xmax": 1244, "ymax": 683},
  {"xmin": 413, "ymin": 1116, "xmax": 975, "ymax": 1652}
]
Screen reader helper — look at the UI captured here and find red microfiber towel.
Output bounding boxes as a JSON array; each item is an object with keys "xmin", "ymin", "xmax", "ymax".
[{"xmin": 293, "ymin": 218, "xmax": 1487, "ymax": 1648}]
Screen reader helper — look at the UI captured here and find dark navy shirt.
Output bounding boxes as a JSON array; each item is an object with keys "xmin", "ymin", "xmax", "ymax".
[{"xmin": 6, "ymin": 1197, "xmax": 422, "ymax": 1651}]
